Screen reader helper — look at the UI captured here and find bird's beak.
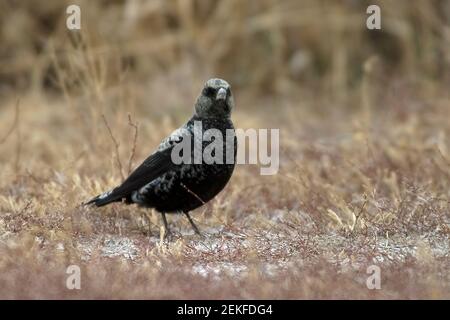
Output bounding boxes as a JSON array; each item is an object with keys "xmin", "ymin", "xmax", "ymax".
[{"xmin": 216, "ymin": 87, "xmax": 227, "ymax": 100}]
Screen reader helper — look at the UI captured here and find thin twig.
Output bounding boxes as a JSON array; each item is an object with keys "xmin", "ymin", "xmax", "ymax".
[
  {"xmin": 15, "ymin": 112, "xmax": 21, "ymax": 174},
  {"xmin": 127, "ymin": 113, "xmax": 139, "ymax": 175},
  {"xmin": 351, "ymin": 195, "xmax": 368, "ymax": 234},
  {"xmin": 437, "ymin": 147, "xmax": 450, "ymax": 166},
  {"xmin": 101, "ymin": 114, "xmax": 125, "ymax": 180},
  {"xmin": 17, "ymin": 199, "xmax": 33, "ymax": 215},
  {"xmin": 180, "ymin": 183, "xmax": 206, "ymax": 205},
  {"xmin": 0, "ymin": 99, "xmax": 20, "ymax": 144}
]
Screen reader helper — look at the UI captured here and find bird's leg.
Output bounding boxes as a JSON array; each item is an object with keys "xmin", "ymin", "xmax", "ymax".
[
  {"xmin": 183, "ymin": 211, "xmax": 201, "ymax": 235},
  {"xmin": 161, "ymin": 212, "xmax": 172, "ymax": 238},
  {"xmin": 143, "ymin": 212, "xmax": 153, "ymax": 236}
]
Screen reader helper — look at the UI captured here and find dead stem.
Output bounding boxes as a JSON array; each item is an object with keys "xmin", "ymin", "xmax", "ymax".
[{"xmin": 101, "ymin": 114, "xmax": 125, "ymax": 181}]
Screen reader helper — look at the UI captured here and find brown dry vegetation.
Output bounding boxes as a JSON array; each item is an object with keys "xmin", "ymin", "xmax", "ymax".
[{"xmin": 0, "ymin": 0, "xmax": 449, "ymax": 299}]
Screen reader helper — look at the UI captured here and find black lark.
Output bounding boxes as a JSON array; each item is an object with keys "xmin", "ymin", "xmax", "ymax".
[{"xmin": 86, "ymin": 78, "xmax": 236, "ymax": 237}]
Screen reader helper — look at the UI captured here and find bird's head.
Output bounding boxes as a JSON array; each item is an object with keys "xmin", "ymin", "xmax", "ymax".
[{"xmin": 195, "ymin": 78, "xmax": 234, "ymax": 119}]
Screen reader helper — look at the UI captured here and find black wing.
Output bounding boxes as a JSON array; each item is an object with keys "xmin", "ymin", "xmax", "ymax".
[
  {"xmin": 96, "ymin": 124, "xmax": 197, "ymax": 204},
  {"xmin": 85, "ymin": 122, "xmax": 193, "ymax": 207},
  {"xmin": 85, "ymin": 146, "xmax": 176, "ymax": 206}
]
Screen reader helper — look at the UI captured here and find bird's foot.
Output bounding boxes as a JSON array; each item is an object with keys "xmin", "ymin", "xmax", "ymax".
[
  {"xmin": 183, "ymin": 211, "xmax": 203, "ymax": 237},
  {"xmin": 160, "ymin": 226, "xmax": 174, "ymax": 242}
]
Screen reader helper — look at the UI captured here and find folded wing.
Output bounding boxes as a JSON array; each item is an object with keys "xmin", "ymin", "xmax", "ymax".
[{"xmin": 85, "ymin": 126, "xmax": 190, "ymax": 206}]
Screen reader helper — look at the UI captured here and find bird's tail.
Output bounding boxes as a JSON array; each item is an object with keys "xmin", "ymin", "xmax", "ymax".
[{"xmin": 83, "ymin": 189, "xmax": 119, "ymax": 207}]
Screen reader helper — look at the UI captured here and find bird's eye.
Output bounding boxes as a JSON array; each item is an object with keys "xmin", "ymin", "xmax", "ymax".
[{"xmin": 203, "ymin": 87, "xmax": 215, "ymax": 97}]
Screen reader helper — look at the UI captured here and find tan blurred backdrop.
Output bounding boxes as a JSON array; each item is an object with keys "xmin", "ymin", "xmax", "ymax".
[{"xmin": 0, "ymin": 0, "xmax": 449, "ymax": 103}]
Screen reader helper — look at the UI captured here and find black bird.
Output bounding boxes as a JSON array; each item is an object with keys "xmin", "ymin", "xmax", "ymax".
[{"xmin": 86, "ymin": 78, "xmax": 236, "ymax": 237}]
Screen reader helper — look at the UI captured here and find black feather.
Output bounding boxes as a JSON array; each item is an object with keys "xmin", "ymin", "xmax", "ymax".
[
  {"xmin": 85, "ymin": 146, "xmax": 175, "ymax": 206},
  {"xmin": 85, "ymin": 78, "xmax": 236, "ymax": 236}
]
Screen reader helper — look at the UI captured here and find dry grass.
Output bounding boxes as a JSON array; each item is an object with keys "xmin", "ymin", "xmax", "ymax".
[{"xmin": 0, "ymin": 0, "xmax": 449, "ymax": 299}]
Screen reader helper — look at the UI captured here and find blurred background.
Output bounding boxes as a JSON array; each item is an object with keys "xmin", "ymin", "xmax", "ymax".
[
  {"xmin": 1, "ymin": 0, "xmax": 449, "ymax": 101},
  {"xmin": 1, "ymin": 0, "xmax": 449, "ymax": 177}
]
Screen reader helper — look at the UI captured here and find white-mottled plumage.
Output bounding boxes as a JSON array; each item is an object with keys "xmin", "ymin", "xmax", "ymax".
[{"xmin": 85, "ymin": 78, "xmax": 236, "ymax": 237}]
